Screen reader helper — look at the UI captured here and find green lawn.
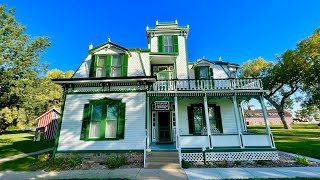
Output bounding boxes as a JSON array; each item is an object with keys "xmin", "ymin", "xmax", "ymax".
[
  {"xmin": 0, "ymin": 154, "xmax": 38, "ymax": 171},
  {"xmin": 0, "ymin": 130, "xmax": 55, "ymax": 158},
  {"xmin": 248, "ymin": 124, "xmax": 320, "ymax": 159}
]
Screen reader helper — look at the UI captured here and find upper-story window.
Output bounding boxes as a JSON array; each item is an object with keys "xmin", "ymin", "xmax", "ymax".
[
  {"xmin": 89, "ymin": 54, "xmax": 128, "ymax": 78},
  {"xmin": 194, "ymin": 66, "xmax": 213, "ymax": 79},
  {"xmin": 110, "ymin": 55, "xmax": 122, "ymax": 77},
  {"xmin": 158, "ymin": 35, "xmax": 178, "ymax": 53},
  {"xmin": 164, "ymin": 36, "xmax": 173, "ymax": 53}
]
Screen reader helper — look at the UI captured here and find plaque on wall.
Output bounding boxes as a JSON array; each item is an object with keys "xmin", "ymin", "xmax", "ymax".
[{"xmin": 154, "ymin": 101, "xmax": 170, "ymax": 110}]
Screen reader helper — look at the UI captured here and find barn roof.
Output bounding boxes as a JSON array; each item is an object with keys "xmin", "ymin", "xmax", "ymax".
[{"xmin": 36, "ymin": 107, "xmax": 61, "ymax": 120}]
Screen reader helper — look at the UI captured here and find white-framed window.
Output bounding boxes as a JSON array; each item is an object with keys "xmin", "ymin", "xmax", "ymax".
[
  {"xmin": 163, "ymin": 36, "xmax": 173, "ymax": 53},
  {"xmin": 89, "ymin": 104, "xmax": 103, "ymax": 138},
  {"xmin": 199, "ymin": 66, "xmax": 209, "ymax": 79},
  {"xmin": 96, "ymin": 56, "xmax": 106, "ymax": 77},
  {"xmin": 110, "ymin": 55, "xmax": 122, "ymax": 77},
  {"xmin": 105, "ymin": 104, "xmax": 118, "ymax": 138}
]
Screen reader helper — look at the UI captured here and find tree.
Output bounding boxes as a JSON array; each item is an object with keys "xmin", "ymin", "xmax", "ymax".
[
  {"xmin": 241, "ymin": 54, "xmax": 308, "ymax": 129},
  {"xmin": 0, "ymin": 5, "xmax": 51, "ymax": 132},
  {"xmin": 47, "ymin": 69, "xmax": 74, "ymax": 79}
]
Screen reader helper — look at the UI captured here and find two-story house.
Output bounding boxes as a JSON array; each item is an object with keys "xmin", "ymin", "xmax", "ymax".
[{"xmin": 52, "ymin": 21, "xmax": 278, "ymax": 168}]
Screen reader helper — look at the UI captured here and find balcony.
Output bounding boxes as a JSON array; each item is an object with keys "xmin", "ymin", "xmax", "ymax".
[{"xmin": 150, "ymin": 78, "xmax": 263, "ymax": 91}]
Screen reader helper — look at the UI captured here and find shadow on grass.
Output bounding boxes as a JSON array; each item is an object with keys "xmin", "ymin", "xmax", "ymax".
[{"xmin": 0, "ymin": 130, "xmax": 55, "ymax": 158}]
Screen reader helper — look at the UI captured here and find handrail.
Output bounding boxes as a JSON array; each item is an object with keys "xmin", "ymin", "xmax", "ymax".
[{"xmin": 151, "ymin": 78, "xmax": 263, "ymax": 91}]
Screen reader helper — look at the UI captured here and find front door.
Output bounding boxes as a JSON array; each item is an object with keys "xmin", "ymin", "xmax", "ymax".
[{"xmin": 157, "ymin": 111, "xmax": 172, "ymax": 143}]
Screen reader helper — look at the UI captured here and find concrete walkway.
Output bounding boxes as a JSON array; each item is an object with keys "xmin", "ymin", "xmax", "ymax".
[
  {"xmin": 0, "ymin": 148, "xmax": 54, "ymax": 164},
  {"xmin": 185, "ymin": 167, "xmax": 320, "ymax": 179},
  {"xmin": 1, "ymin": 167, "xmax": 320, "ymax": 180}
]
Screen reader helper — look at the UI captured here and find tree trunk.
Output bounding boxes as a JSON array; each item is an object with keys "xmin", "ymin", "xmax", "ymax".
[{"xmin": 278, "ymin": 111, "xmax": 292, "ymax": 129}]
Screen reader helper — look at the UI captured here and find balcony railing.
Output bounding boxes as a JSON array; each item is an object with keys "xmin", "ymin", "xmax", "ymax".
[{"xmin": 151, "ymin": 78, "xmax": 263, "ymax": 91}]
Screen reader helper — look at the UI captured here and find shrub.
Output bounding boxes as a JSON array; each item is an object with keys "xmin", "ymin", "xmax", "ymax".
[
  {"xmin": 233, "ymin": 160, "xmax": 241, "ymax": 166},
  {"xmin": 181, "ymin": 160, "xmax": 192, "ymax": 169},
  {"xmin": 38, "ymin": 153, "xmax": 51, "ymax": 162},
  {"xmin": 106, "ymin": 154, "xmax": 128, "ymax": 169},
  {"xmin": 296, "ymin": 155, "xmax": 310, "ymax": 166},
  {"xmin": 216, "ymin": 161, "xmax": 228, "ymax": 167},
  {"xmin": 256, "ymin": 160, "xmax": 267, "ymax": 165}
]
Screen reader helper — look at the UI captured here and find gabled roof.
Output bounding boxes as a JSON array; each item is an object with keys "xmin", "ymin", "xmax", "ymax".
[
  {"xmin": 88, "ymin": 41, "xmax": 128, "ymax": 53},
  {"xmin": 191, "ymin": 58, "xmax": 240, "ymax": 69},
  {"xmin": 36, "ymin": 107, "xmax": 60, "ymax": 120}
]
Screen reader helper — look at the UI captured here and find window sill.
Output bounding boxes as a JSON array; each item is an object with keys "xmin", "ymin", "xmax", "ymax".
[
  {"xmin": 150, "ymin": 52, "xmax": 179, "ymax": 56},
  {"xmin": 82, "ymin": 138, "xmax": 121, "ymax": 141}
]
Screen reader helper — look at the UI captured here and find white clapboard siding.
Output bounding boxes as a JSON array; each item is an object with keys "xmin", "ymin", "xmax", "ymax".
[
  {"xmin": 176, "ymin": 36, "xmax": 188, "ymax": 79},
  {"xmin": 57, "ymin": 92, "xmax": 146, "ymax": 151},
  {"xmin": 73, "ymin": 55, "xmax": 92, "ymax": 78},
  {"xmin": 128, "ymin": 51, "xmax": 145, "ymax": 76},
  {"xmin": 212, "ymin": 65, "xmax": 229, "ymax": 79},
  {"xmin": 140, "ymin": 52, "xmax": 151, "ymax": 76}
]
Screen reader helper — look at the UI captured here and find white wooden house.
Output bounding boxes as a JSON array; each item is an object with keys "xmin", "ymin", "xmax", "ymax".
[{"xmin": 52, "ymin": 21, "xmax": 278, "ymax": 168}]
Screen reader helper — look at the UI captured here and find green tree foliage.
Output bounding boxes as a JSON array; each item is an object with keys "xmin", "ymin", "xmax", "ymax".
[
  {"xmin": 47, "ymin": 69, "xmax": 74, "ymax": 79},
  {"xmin": 241, "ymin": 28, "xmax": 320, "ymax": 129},
  {"xmin": 295, "ymin": 105, "xmax": 320, "ymax": 121},
  {"xmin": 0, "ymin": 5, "xmax": 73, "ymax": 132}
]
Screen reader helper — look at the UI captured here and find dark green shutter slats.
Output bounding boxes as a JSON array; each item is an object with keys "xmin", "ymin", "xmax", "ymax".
[
  {"xmin": 117, "ymin": 102, "xmax": 126, "ymax": 139},
  {"xmin": 89, "ymin": 55, "xmax": 96, "ymax": 78},
  {"xmin": 106, "ymin": 55, "xmax": 112, "ymax": 77},
  {"xmin": 215, "ymin": 106, "xmax": 223, "ymax": 133},
  {"xmin": 173, "ymin": 35, "xmax": 178, "ymax": 53},
  {"xmin": 158, "ymin": 36, "xmax": 163, "ymax": 52},
  {"xmin": 209, "ymin": 67, "xmax": 213, "ymax": 79},
  {"xmin": 122, "ymin": 54, "xmax": 128, "ymax": 77},
  {"xmin": 194, "ymin": 66, "xmax": 200, "ymax": 80},
  {"xmin": 187, "ymin": 106, "xmax": 194, "ymax": 135},
  {"xmin": 80, "ymin": 104, "xmax": 90, "ymax": 140}
]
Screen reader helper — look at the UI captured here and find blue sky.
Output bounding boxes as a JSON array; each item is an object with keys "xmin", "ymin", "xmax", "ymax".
[
  {"xmin": 3, "ymin": 0, "xmax": 320, "ymax": 72},
  {"xmin": 2, "ymin": 0, "xmax": 320, "ymax": 111}
]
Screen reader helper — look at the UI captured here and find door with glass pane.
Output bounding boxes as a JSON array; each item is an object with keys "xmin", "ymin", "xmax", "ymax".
[
  {"xmin": 157, "ymin": 111, "xmax": 172, "ymax": 143},
  {"xmin": 193, "ymin": 106, "xmax": 205, "ymax": 135}
]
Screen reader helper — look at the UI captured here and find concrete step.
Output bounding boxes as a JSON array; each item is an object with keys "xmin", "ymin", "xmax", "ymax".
[
  {"xmin": 146, "ymin": 156, "xmax": 179, "ymax": 163},
  {"xmin": 147, "ymin": 151, "xmax": 179, "ymax": 157},
  {"xmin": 145, "ymin": 162, "xmax": 181, "ymax": 169}
]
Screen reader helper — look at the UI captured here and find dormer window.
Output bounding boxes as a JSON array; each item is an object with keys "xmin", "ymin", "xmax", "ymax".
[
  {"xmin": 110, "ymin": 55, "xmax": 122, "ymax": 77},
  {"xmin": 89, "ymin": 54, "xmax": 128, "ymax": 78},
  {"xmin": 199, "ymin": 66, "xmax": 209, "ymax": 79}
]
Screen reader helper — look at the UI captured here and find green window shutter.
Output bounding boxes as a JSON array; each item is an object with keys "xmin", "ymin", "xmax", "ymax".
[
  {"xmin": 187, "ymin": 106, "xmax": 194, "ymax": 135},
  {"xmin": 106, "ymin": 55, "xmax": 112, "ymax": 77},
  {"xmin": 194, "ymin": 66, "xmax": 200, "ymax": 79},
  {"xmin": 117, "ymin": 102, "xmax": 126, "ymax": 139},
  {"xmin": 89, "ymin": 55, "xmax": 96, "ymax": 78},
  {"xmin": 100, "ymin": 103, "xmax": 108, "ymax": 139},
  {"xmin": 158, "ymin": 36, "xmax": 163, "ymax": 52},
  {"xmin": 209, "ymin": 67, "xmax": 213, "ymax": 79},
  {"xmin": 173, "ymin": 35, "xmax": 179, "ymax": 53},
  {"xmin": 215, "ymin": 106, "xmax": 223, "ymax": 133},
  {"xmin": 122, "ymin": 54, "xmax": 128, "ymax": 77},
  {"xmin": 80, "ymin": 104, "xmax": 90, "ymax": 140}
]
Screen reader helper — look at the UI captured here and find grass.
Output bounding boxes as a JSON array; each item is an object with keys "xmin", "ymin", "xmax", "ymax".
[
  {"xmin": 0, "ymin": 130, "xmax": 55, "ymax": 158},
  {"xmin": 247, "ymin": 124, "xmax": 320, "ymax": 159},
  {"xmin": 0, "ymin": 154, "xmax": 38, "ymax": 171},
  {"xmin": 225, "ymin": 178, "xmax": 320, "ymax": 180}
]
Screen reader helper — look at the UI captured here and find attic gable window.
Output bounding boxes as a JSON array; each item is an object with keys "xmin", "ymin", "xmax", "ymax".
[
  {"xmin": 194, "ymin": 66, "xmax": 213, "ymax": 79},
  {"xmin": 110, "ymin": 55, "xmax": 122, "ymax": 77},
  {"xmin": 89, "ymin": 54, "xmax": 128, "ymax": 78},
  {"xmin": 96, "ymin": 56, "xmax": 107, "ymax": 77}
]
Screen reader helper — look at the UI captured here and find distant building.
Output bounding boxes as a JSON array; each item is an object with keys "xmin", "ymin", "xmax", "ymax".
[
  {"xmin": 36, "ymin": 107, "xmax": 60, "ymax": 140},
  {"xmin": 245, "ymin": 106, "xmax": 293, "ymax": 125}
]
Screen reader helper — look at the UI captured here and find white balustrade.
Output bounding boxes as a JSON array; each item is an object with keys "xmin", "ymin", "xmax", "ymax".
[{"xmin": 151, "ymin": 79, "xmax": 262, "ymax": 91}]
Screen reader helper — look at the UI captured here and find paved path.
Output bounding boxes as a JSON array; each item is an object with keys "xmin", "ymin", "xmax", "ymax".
[
  {"xmin": 0, "ymin": 148, "xmax": 54, "ymax": 164},
  {"xmin": 1, "ymin": 167, "xmax": 320, "ymax": 180},
  {"xmin": 185, "ymin": 167, "xmax": 320, "ymax": 180}
]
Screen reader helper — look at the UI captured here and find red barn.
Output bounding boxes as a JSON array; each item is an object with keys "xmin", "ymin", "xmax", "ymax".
[{"xmin": 36, "ymin": 108, "xmax": 60, "ymax": 140}]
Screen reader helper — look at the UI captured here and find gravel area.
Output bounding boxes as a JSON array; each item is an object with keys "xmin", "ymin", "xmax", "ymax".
[{"xmin": 189, "ymin": 152, "xmax": 320, "ymax": 168}]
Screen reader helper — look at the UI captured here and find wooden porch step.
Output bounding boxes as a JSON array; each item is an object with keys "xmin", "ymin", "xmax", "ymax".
[
  {"xmin": 145, "ymin": 162, "xmax": 181, "ymax": 169},
  {"xmin": 146, "ymin": 151, "xmax": 180, "ymax": 169}
]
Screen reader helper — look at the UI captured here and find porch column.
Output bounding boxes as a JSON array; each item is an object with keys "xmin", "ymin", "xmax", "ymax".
[
  {"xmin": 146, "ymin": 96, "xmax": 150, "ymax": 149},
  {"xmin": 203, "ymin": 94, "xmax": 212, "ymax": 149},
  {"xmin": 174, "ymin": 96, "xmax": 180, "ymax": 149},
  {"xmin": 232, "ymin": 95, "xmax": 244, "ymax": 148},
  {"xmin": 238, "ymin": 102, "xmax": 247, "ymax": 132},
  {"xmin": 259, "ymin": 96, "xmax": 275, "ymax": 148},
  {"xmin": 240, "ymin": 102, "xmax": 248, "ymax": 131}
]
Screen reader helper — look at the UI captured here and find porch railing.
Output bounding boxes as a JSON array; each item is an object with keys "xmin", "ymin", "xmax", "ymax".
[{"xmin": 151, "ymin": 78, "xmax": 263, "ymax": 91}]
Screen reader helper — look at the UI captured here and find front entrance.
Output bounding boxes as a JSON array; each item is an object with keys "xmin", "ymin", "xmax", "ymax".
[{"xmin": 157, "ymin": 111, "xmax": 172, "ymax": 143}]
